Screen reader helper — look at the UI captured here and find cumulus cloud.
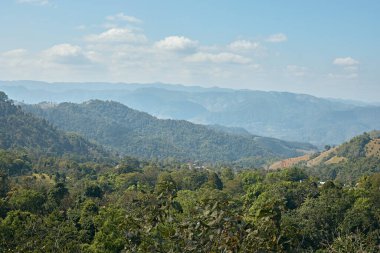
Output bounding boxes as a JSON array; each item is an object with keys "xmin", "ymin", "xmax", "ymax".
[
  {"xmin": 228, "ymin": 40, "xmax": 260, "ymax": 51},
  {"xmin": 43, "ymin": 44, "xmax": 92, "ymax": 65},
  {"xmin": 329, "ymin": 57, "xmax": 360, "ymax": 79},
  {"xmin": 85, "ymin": 28, "xmax": 147, "ymax": 44},
  {"xmin": 17, "ymin": 0, "xmax": 50, "ymax": 5},
  {"xmin": 185, "ymin": 52, "xmax": 251, "ymax": 64},
  {"xmin": 0, "ymin": 49, "xmax": 31, "ymax": 69},
  {"xmin": 333, "ymin": 57, "xmax": 359, "ymax": 66},
  {"xmin": 155, "ymin": 36, "xmax": 198, "ymax": 51},
  {"xmin": 106, "ymin": 13, "xmax": 142, "ymax": 24},
  {"xmin": 266, "ymin": 33, "xmax": 287, "ymax": 43}
]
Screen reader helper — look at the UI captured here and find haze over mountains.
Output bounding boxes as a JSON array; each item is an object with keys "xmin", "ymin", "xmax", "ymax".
[
  {"xmin": 23, "ymin": 99, "xmax": 316, "ymax": 165},
  {"xmin": 2, "ymin": 80, "xmax": 380, "ymax": 146}
]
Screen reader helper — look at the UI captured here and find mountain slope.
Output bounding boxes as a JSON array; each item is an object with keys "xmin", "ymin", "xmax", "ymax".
[
  {"xmin": 2, "ymin": 80, "xmax": 379, "ymax": 146},
  {"xmin": 23, "ymin": 100, "xmax": 316, "ymax": 165},
  {"xmin": 0, "ymin": 91, "xmax": 107, "ymax": 159},
  {"xmin": 269, "ymin": 131, "xmax": 380, "ymax": 183}
]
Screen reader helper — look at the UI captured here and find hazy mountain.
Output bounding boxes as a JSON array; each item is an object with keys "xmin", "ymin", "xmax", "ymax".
[
  {"xmin": 23, "ymin": 100, "xmax": 316, "ymax": 165},
  {"xmin": 2, "ymin": 80, "xmax": 380, "ymax": 146},
  {"xmin": 0, "ymin": 91, "xmax": 107, "ymax": 159}
]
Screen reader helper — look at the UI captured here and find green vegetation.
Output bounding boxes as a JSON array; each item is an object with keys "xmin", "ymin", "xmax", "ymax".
[
  {"xmin": 0, "ymin": 92, "xmax": 108, "ymax": 160},
  {"xmin": 336, "ymin": 132, "xmax": 372, "ymax": 158},
  {"xmin": 309, "ymin": 156, "xmax": 380, "ymax": 184},
  {"xmin": 271, "ymin": 131, "xmax": 380, "ymax": 184},
  {"xmin": 1, "ymin": 149, "xmax": 380, "ymax": 252},
  {"xmin": 305, "ymin": 132, "xmax": 380, "ymax": 184},
  {"xmin": 1, "ymin": 90, "xmax": 379, "ymax": 251},
  {"xmin": 23, "ymin": 100, "xmax": 316, "ymax": 166}
]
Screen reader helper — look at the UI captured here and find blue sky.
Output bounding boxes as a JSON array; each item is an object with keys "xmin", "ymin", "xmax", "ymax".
[{"xmin": 1, "ymin": 0, "xmax": 379, "ymax": 102}]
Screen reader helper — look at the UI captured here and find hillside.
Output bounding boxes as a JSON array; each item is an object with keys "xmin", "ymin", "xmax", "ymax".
[
  {"xmin": 269, "ymin": 131, "xmax": 380, "ymax": 183},
  {"xmin": 23, "ymin": 100, "xmax": 316, "ymax": 165},
  {"xmin": 0, "ymin": 91, "xmax": 107, "ymax": 159},
  {"xmin": 2, "ymin": 81, "xmax": 380, "ymax": 146},
  {"xmin": 2, "ymin": 141, "xmax": 380, "ymax": 252}
]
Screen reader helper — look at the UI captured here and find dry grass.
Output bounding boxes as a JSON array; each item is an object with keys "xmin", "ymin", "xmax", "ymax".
[
  {"xmin": 365, "ymin": 138, "xmax": 380, "ymax": 157},
  {"xmin": 307, "ymin": 147, "xmax": 337, "ymax": 167},
  {"xmin": 325, "ymin": 156, "xmax": 347, "ymax": 165},
  {"xmin": 269, "ymin": 154, "xmax": 310, "ymax": 170},
  {"xmin": 25, "ymin": 173, "xmax": 55, "ymax": 185}
]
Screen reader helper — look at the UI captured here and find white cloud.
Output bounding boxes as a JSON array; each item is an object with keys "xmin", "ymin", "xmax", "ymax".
[
  {"xmin": 330, "ymin": 57, "xmax": 360, "ymax": 79},
  {"xmin": 343, "ymin": 66, "xmax": 359, "ymax": 71},
  {"xmin": 2, "ymin": 49, "xmax": 27, "ymax": 57},
  {"xmin": 228, "ymin": 40, "xmax": 260, "ymax": 51},
  {"xmin": 0, "ymin": 49, "xmax": 31, "ymax": 69},
  {"xmin": 185, "ymin": 52, "xmax": 251, "ymax": 64},
  {"xmin": 286, "ymin": 65, "xmax": 308, "ymax": 77},
  {"xmin": 155, "ymin": 36, "xmax": 198, "ymax": 51},
  {"xmin": 17, "ymin": 0, "xmax": 50, "ymax": 5},
  {"xmin": 266, "ymin": 33, "xmax": 287, "ymax": 43},
  {"xmin": 106, "ymin": 13, "xmax": 142, "ymax": 24},
  {"xmin": 333, "ymin": 57, "xmax": 359, "ymax": 66},
  {"xmin": 328, "ymin": 73, "xmax": 358, "ymax": 79},
  {"xmin": 43, "ymin": 44, "xmax": 92, "ymax": 65},
  {"xmin": 85, "ymin": 28, "xmax": 147, "ymax": 44}
]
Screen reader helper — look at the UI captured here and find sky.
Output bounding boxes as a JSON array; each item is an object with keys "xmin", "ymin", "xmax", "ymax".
[{"xmin": 0, "ymin": 0, "xmax": 379, "ymax": 102}]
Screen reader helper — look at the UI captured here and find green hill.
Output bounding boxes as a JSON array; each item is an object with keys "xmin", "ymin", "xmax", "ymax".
[
  {"xmin": 0, "ymin": 91, "xmax": 107, "ymax": 159},
  {"xmin": 269, "ymin": 131, "xmax": 380, "ymax": 183},
  {"xmin": 23, "ymin": 100, "xmax": 316, "ymax": 165}
]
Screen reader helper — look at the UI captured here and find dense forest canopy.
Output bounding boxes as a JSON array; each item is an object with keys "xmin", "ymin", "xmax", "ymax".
[{"xmin": 0, "ymin": 148, "xmax": 380, "ymax": 252}]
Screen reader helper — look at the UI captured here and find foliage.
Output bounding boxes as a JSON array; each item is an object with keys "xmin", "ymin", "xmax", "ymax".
[
  {"xmin": 336, "ymin": 132, "xmax": 371, "ymax": 159},
  {"xmin": 0, "ymin": 95, "xmax": 109, "ymax": 160},
  {"xmin": 0, "ymin": 91, "xmax": 379, "ymax": 252},
  {"xmin": 0, "ymin": 149, "xmax": 378, "ymax": 252},
  {"xmin": 23, "ymin": 99, "xmax": 316, "ymax": 166}
]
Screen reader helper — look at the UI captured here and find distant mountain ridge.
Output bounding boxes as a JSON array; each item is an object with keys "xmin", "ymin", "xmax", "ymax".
[
  {"xmin": 23, "ymin": 99, "xmax": 316, "ymax": 165},
  {"xmin": 2, "ymin": 80, "xmax": 380, "ymax": 146}
]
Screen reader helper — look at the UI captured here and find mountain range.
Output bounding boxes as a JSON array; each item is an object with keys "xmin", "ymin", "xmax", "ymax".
[
  {"xmin": 1, "ymin": 80, "xmax": 379, "ymax": 146},
  {"xmin": 22, "ymin": 99, "xmax": 316, "ymax": 165}
]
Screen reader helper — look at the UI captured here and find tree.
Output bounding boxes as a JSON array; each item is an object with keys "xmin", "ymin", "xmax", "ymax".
[
  {"xmin": 9, "ymin": 189, "xmax": 46, "ymax": 214},
  {"xmin": 0, "ymin": 173, "xmax": 9, "ymax": 198},
  {"xmin": 0, "ymin": 92, "xmax": 8, "ymax": 102},
  {"xmin": 205, "ymin": 172, "xmax": 223, "ymax": 190},
  {"xmin": 48, "ymin": 182, "xmax": 69, "ymax": 208},
  {"xmin": 85, "ymin": 184, "xmax": 103, "ymax": 198}
]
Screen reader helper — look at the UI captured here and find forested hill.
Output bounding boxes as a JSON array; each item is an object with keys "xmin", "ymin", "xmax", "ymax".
[
  {"xmin": 0, "ymin": 91, "xmax": 107, "ymax": 159},
  {"xmin": 270, "ymin": 131, "xmax": 380, "ymax": 183},
  {"xmin": 23, "ymin": 100, "xmax": 316, "ymax": 165}
]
